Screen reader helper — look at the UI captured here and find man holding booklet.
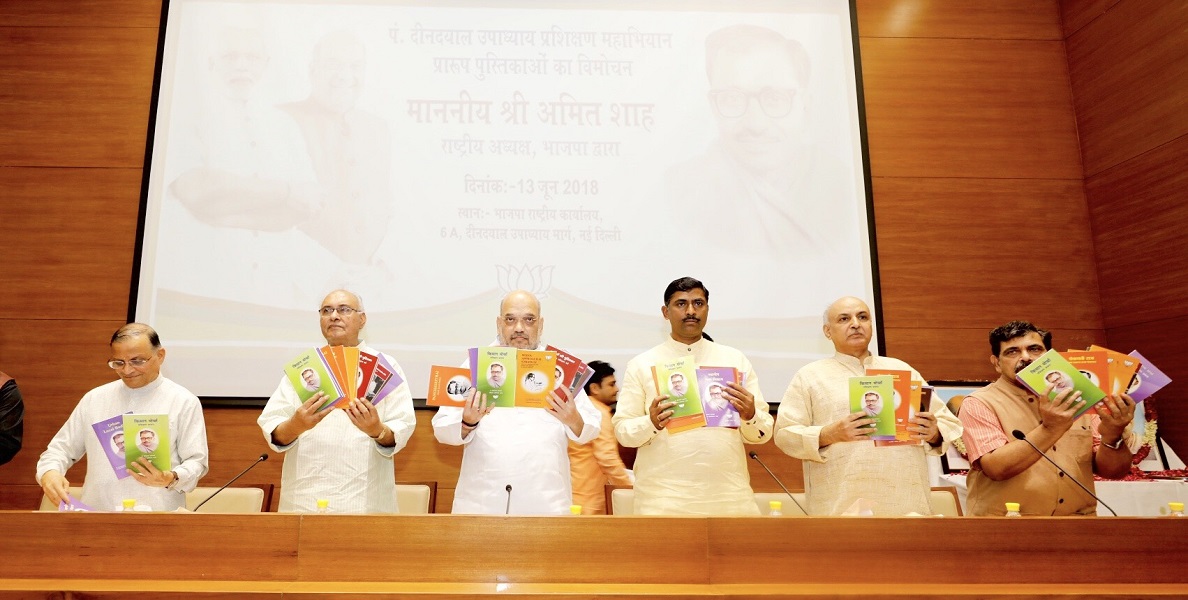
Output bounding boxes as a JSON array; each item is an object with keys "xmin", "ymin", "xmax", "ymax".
[
  {"xmin": 37, "ymin": 324, "xmax": 209, "ymax": 511},
  {"xmin": 432, "ymin": 290, "xmax": 601, "ymax": 515},
  {"xmin": 614, "ymin": 277, "xmax": 773, "ymax": 515},
  {"xmin": 775, "ymin": 296, "xmax": 961, "ymax": 516},
  {"xmin": 959, "ymin": 321, "xmax": 1138, "ymax": 516},
  {"xmin": 258, "ymin": 289, "xmax": 415, "ymax": 513}
]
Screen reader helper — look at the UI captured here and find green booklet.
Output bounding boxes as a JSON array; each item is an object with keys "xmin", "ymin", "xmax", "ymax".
[
  {"xmin": 123, "ymin": 414, "xmax": 170, "ymax": 473},
  {"xmin": 652, "ymin": 356, "xmax": 706, "ymax": 433},
  {"xmin": 475, "ymin": 347, "xmax": 517, "ymax": 407},
  {"xmin": 849, "ymin": 376, "xmax": 896, "ymax": 439},
  {"xmin": 283, "ymin": 348, "xmax": 343, "ymax": 411},
  {"xmin": 1016, "ymin": 349, "xmax": 1106, "ymax": 417}
]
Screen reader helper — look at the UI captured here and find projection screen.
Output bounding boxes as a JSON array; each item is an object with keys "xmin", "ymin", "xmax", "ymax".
[{"xmin": 133, "ymin": 0, "xmax": 879, "ymax": 402}]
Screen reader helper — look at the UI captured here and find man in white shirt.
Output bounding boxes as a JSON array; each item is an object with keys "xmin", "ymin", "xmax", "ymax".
[
  {"xmin": 258, "ymin": 289, "xmax": 415, "ymax": 513},
  {"xmin": 37, "ymin": 324, "xmax": 209, "ymax": 511},
  {"xmin": 432, "ymin": 290, "xmax": 601, "ymax": 514},
  {"xmin": 614, "ymin": 277, "xmax": 774, "ymax": 515}
]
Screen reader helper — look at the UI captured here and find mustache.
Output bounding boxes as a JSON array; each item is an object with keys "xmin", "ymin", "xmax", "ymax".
[{"xmin": 1014, "ymin": 359, "xmax": 1033, "ymax": 374}]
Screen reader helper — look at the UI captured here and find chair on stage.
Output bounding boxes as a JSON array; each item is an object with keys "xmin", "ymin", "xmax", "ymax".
[{"xmin": 395, "ymin": 481, "xmax": 437, "ymax": 514}]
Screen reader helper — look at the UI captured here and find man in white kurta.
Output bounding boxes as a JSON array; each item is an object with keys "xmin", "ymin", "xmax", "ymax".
[
  {"xmin": 258, "ymin": 290, "xmax": 415, "ymax": 513},
  {"xmin": 775, "ymin": 297, "xmax": 962, "ymax": 516},
  {"xmin": 614, "ymin": 278, "xmax": 774, "ymax": 515},
  {"xmin": 432, "ymin": 290, "xmax": 601, "ymax": 515},
  {"xmin": 37, "ymin": 324, "xmax": 209, "ymax": 511}
]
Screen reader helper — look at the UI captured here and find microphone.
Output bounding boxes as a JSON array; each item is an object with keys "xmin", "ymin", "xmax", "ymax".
[
  {"xmin": 748, "ymin": 452, "xmax": 808, "ymax": 515},
  {"xmin": 1010, "ymin": 430, "xmax": 1117, "ymax": 517},
  {"xmin": 192, "ymin": 453, "xmax": 269, "ymax": 512},
  {"xmin": 504, "ymin": 484, "xmax": 513, "ymax": 515}
]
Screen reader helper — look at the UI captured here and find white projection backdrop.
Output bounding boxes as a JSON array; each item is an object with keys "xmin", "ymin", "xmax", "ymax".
[{"xmin": 134, "ymin": 0, "xmax": 878, "ymax": 401}]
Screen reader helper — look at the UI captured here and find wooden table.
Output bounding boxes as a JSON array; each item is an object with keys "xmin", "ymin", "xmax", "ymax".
[{"xmin": 1, "ymin": 512, "xmax": 1186, "ymax": 598}]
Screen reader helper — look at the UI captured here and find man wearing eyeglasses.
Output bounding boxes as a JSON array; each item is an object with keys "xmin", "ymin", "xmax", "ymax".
[
  {"xmin": 258, "ymin": 289, "xmax": 415, "ymax": 513},
  {"xmin": 432, "ymin": 289, "xmax": 601, "ymax": 514},
  {"xmin": 37, "ymin": 324, "xmax": 209, "ymax": 511},
  {"xmin": 665, "ymin": 24, "xmax": 856, "ymax": 259}
]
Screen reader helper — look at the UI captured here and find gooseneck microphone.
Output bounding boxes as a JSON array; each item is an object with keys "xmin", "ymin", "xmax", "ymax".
[
  {"xmin": 504, "ymin": 484, "xmax": 513, "ymax": 515},
  {"xmin": 748, "ymin": 452, "xmax": 808, "ymax": 515},
  {"xmin": 192, "ymin": 453, "xmax": 269, "ymax": 512},
  {"xmin": 1011, "ymin": 430, "xmax": 1117, "ymax": 517}
]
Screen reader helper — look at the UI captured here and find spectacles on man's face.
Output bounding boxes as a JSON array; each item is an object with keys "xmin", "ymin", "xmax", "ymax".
[
  {"xmin": 709, "ymin": 87, "xmax": 798, "ymax": 119},
  {"xmin": 108, "ymin": 358, "xmax": 151, "ymax": 370},
  {"xmin": 319, "ymin": 305, "xmax": 361, "ymax": 317}
]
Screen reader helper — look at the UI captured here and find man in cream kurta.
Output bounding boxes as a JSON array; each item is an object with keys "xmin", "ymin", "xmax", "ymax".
[
  {"xmin": 433, "ymin": 290, "xmax": 601, "ymax": 515},
  {"xmin": 775, "ymin": 297, "xmax": 962, "ymax": 516},
  {"xmin": 258, "ymin": 290, "xmax": 416, "ymax": 513},
  {"xmin": 38, "ymin": 324, "xmax": 209, "ymax": 511},
  {"xmin": 614, "ymin": 277, "xmax": 773, "ymax": 515}
]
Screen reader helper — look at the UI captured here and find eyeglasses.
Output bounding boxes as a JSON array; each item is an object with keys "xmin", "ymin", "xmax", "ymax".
[
  {"xmin": 108, "ymin": 358, "xmax": 151, "ymax": 370},
  {"xmin": 502, "ymin": 315, "xmax": 538, "ymax": 327},
  {"xmin": 709, "ymin": 88, "xmax": 799, "ymax": 119},
  {"xmin": 319, "ymin": 305, "xmax": 362, "ymax": 317}
]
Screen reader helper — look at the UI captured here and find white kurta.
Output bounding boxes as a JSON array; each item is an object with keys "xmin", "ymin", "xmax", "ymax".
[
  {"xmin": 36, "ymin": 376, "xmax": 209, "ymax": 511},
  {"xmin": 775, "ymin": 352, "xmax": 962, "ymax": 516},
  {"xmin": 258, "ymin": 344, "xmax": 416, "ymax": 514},
  {"xmin": 433, "ymin": 341, "xmax": 601, "ymax": 515},
  {"xmin": 613, "ymin": 338, "xmax": 773, "ymax": 515}
]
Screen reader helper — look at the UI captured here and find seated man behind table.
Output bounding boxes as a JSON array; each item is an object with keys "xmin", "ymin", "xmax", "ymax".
[
  {"xmin": 37, "ymin": 324, "xmax": 209, "ymax": 511},
  {"xmin": 774, "ymin": 296, "xmax": 961, "ymax": 515},
  {"xmin": 960, "ymin": 321, "xmax": 1137, "ymax": 516},
  {"xmin": 258, "ymin": 289, "xmax": 416, "ymax": 513},
  {"xmin": 568, "ymin": 360, "xmax": 633, "ymax": 514},
  {"xmin": 432, "ymin": 290, "xmax": 601, "ymax": 514},
  {"xmin": 613, "ymin": 277, "xmax": 773, "ymax": 515}
]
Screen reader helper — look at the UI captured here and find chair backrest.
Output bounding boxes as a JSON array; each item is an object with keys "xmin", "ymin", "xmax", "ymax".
[
  {"xmin": 609, "ymin": 487, "xmax": 635, "ymax": 515},
  {"xmin": 396, "ymin": 482, "xmax": 437, "ymax": 514},
  {"xmin": 186, "ymin": 486, "xmax": 266, "ymax": 513},
  {"xmin": 929, "ymin": 486, "xmax": 963, "ymax": 516},
  {"xmin": 40, "ymin": 485, "xmax": 268, "ymax": 513}
]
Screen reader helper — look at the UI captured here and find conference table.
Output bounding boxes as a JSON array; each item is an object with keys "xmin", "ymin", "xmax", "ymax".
[
  {"xmin": 942, "ymin": 473, "xmax": 1188, "ymax": 516},
  {"xmin": 1, "ymin": 512, "xmax": 1186, "ymax": 598}
]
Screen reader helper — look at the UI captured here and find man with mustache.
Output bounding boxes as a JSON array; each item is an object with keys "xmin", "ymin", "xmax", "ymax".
[
  {"xmin": 614, "ymin": 277, "xmax": 773, "ymax": 515},
  {"xmin": 775, "ymin": 296, "xmax": 961, "ymax": 515},
  {"xmin": 433, "ymin": 290, "xmax": 601, "ymax": 514},
  {"xmin": 960, "ymin": 321, "xmax": 1137, "ymax": 516}
]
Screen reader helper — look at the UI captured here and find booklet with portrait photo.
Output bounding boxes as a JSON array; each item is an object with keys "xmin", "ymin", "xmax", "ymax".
[
  {"xmin": 696, "ymin": 366, "xmax": 741, "ymax": 428},
  {"xmin": 651, "ymin": 356, "xmax": 706, "ymax": 434},
  {"xmin": 91, "ymin": 413, "xmax": 131, "ymax": 480},
  {"xmin": 427, "ymin": 365, "xmax": 472, "ymax": 407},
  {"xmin": 123, "ymin": 414, "xmax": 170, "ymax": 474},
  {"xmin": 849, "ymin": 375, "xmax": 896, "ymax": 440},
  {"xmin": 284, "ymin": 348, "xmax": 344, "ymax": 411},
  {"xmin": 1088, "ymin": 345, "xmax": 1143, "ymax": 396},
  {"xmin": 362, "ymin": 353, "xmax": 403, "ymax": 406},
  {"xmin": 547, "ymin": 344, "xmax": 594, "ymax": 398},
  {"xmin": 1016, "ymin": 349, "xmax": 1106, "ymax": 417},
  {"xmin": 514, "ymin": 349, "xmax": 558, "ymax": 409},
  {"xmin": 865, "ymin": 368, "xmax": 915, "ymax": 445},
  {"xmin": 475, "ymin": 347, "xmax": 517, "ymax": 407}
]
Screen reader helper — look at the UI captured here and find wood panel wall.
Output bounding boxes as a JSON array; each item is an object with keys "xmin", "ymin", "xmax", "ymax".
[
  {"xmin": 5, "ymin": 0, "xmax": 1167, "ymax": 505},
  {"xmin": 1062, "ymin": 0, "xmax": 1188, "ymax": 455}
]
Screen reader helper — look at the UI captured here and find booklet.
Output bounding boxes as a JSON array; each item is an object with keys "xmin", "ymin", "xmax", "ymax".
[
  {"xmin": 123, "ymin": 414, "xmax": 170, "ymax": 473},
  {"xmin": 1127, "ymin": 350, "xmax": 1172, "ymax": 402},
  {"xmin": 547, "ymin": 344, "xmax": 594, "ymax": 398},
  {"xmin": 362, "ymin": 353, "xmax": 403, "ymax": 406},
  {"xmin": 651, "ymin": 356, "xmax": 705, "ymax": 434},
  {"xmin": 1016, "ymin": 349, "xmax": 1106, "ymax": 417},
  {"xmin": 849, "ymin": 375, "xmax": 896, "ymax": 440},
  {"xmin": 1061, "ymin": 350, "xmax": 1109, "ymax": 393},
  {"xmin": 696, "ymin": 366, "xmax": 742, "ymax": 428},
  {"xmin": 284, "ymin": 348, "xmax": 344, "ymax": 411},
  {"xmin": 427, "ymin": 365, "xmax": 473, "ymax": 407},
  {"xmin": 1088, "ymin": 344, "xmax": 1142, "ymax": 396},
  {"xmin": 342, "ymin": 346, "xmax": 361, "ymax": 402},
  {"xmin": 475, "ymin": 347, "xmax": 517, "ymax": 407},
  {"xmin": 514, "ymin": 349, "xmax": 558, "ymax": 409},
  {"xmin": 90, "ymin": 413, "xmax": 131, "ymax": 480},
  {"xmin": 866, "ymin": 369, "xmax": 916, "ymax": 444}
]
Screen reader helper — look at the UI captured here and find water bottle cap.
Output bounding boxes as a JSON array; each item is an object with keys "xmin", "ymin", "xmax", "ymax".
[
  {"xmin": 122, "ymin": 499, "xmax": 136, "ymax": 509},
  {"xmin": 1170, "ymin": 502, "xmax": 1184, "ymax": 511},
  {"xmin": 769, "ymin": 500, "xmax": 782, "ymax": 510},
  {"xmin": 316, "ymin": 499, "xmax": 329, "ymax": 510},
  {"xmin": 1004, "ymin": 502, "xmax": 1020, "ymax": 511},
  {"xmin": 569, "ymin": 504, "xmax": 582, "ymax": 515}
]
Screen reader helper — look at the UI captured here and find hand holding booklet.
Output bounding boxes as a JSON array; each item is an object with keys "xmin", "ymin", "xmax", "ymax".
[{"xmin": 283, "ymin": 346, "xmax": 402, "ymax": 411}]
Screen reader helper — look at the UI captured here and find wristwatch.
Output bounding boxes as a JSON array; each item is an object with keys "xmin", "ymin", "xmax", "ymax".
[{"xmin": 165, "ymin": 471, "xmax": 180, "ymax": 490}]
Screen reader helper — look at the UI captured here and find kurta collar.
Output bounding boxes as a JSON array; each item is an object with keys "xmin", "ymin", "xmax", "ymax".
[
  {"xmin": 831, "ymin": 351, "xmax": 875, "ymax": 373},
  {"xmin": 121, "ymin": 374, "xmax": 166, "ymax": 398},
  {"xmin": 663, "ymin": 336, "xmax": 708, "ymax": 354}
]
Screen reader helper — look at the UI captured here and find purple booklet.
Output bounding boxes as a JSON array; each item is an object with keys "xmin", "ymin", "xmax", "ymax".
[
  {"xmin": 90, "ymin": 413, "xmax": 130, "ymax": 480},
  {"xmin": 59, "ymin": 496, "xmax": 96, "ymax": 512},
  {"xmin": 697, "ymin": 367, "xmax": 742, "ymax": 428},
  {"xmin": 366, "ymin": 353, "xmax": 405, "ymax": 406},
  {"xmin": 1128, "ymin": 350, "xmax": 1172, "ymax": 402}
]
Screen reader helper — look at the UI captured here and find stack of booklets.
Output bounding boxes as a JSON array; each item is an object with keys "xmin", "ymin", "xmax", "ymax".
[
  {"xmin": 427, "ymin": 345, "xmax": 596, "ymax": 408},
  {"xmin": 283, "ymin": 346, "xmax": 403, "ymax": 411},
  {"xmin": 853, "ymin": 369, "xmax": 933, "ymax": 447},
  {"xmin": 649, "ymin": 356, "xmax": 745, "ymax": 434},
  {"xmin": 1015, "ymin": 346, "xmax": 1171, "ymax": 417},
  {"xmin": 90, "ymin": 413, "xmax": 171, "ymax": 479}
]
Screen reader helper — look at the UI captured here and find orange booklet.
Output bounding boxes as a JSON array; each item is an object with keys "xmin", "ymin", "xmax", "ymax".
[
  {"xmin": 427, "ymin": 365, "xmax": 472, "ymax": 407},
  {"xmin": 514, "ymin": 350, "xmax": 558, "ymax": 409},
  {"xmin": 867, "ymin": 368, "xmax": 920, "ymax": 446},
  {"xmin": 1088, "ymin": 344, "xmax": 1142, "ymax": 395}
]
